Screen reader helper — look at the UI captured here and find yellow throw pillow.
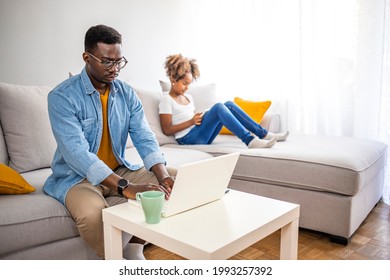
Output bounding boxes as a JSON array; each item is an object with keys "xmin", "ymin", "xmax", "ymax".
[
  {"xmin": 220, "ymin": 97, "xmax": 272, "ymax": 135},
  {"xmin": 0, "ymin": 164, "xmax": 36, "ymax": 194}
]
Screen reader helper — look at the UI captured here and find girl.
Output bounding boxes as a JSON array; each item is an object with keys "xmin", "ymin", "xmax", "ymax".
[{"xmin": 158, "ymin": 54, "xmax": 289, "ymax": 148}]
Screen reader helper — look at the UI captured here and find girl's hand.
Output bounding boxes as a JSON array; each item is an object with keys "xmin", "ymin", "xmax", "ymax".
[{"xmin": 193, "ymin": 113, "xmax": 203, "ymax": 125}]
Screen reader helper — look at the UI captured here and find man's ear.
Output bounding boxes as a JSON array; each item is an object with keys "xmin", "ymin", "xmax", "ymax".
[{"xmin": 82, "ymin": 52, "xmax": 89, "ymax": 63}]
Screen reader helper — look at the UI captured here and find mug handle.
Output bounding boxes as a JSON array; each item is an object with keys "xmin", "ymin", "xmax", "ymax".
[{"xmin": 136, "ymin": 192, "xmax": 142, "ymax": 202}]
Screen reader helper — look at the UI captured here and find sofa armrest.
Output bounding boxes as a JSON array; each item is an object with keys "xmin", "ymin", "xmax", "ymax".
[{"xmin": 260, "ymin": 113, "xmax": 281, "ymax": 133}]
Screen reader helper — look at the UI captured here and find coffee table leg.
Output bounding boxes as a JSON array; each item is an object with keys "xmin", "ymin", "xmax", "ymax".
[
  {"xmin": 103, "ymin": 223, "xmax": 123, "ymax": 260},
  {"xmin": 280, "ymin": 218, "xmax": 299, "ymax": 260}
]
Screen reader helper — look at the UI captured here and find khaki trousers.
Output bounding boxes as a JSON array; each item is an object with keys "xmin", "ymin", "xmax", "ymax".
[{"xmin": 65, "ymin": 166, "xmax": 177, "ymax": 259}]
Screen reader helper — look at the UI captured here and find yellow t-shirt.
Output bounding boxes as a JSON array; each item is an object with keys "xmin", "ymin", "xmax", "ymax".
[{"xmin": 97, "ymin": 88, "xmax": 119, "ymax": 170}]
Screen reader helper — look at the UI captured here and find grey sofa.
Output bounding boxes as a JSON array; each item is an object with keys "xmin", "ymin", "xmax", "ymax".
[
  {"xmin": 136, "ymin": 85, "xmax": 388, "ymax": 245},
  {"xmin": 0, "ymin": 82, "xmax": 213, "ymax": 260},
  {"xmin": 0, "ymin": 81, "xmax": 387, "ymax": 259}
]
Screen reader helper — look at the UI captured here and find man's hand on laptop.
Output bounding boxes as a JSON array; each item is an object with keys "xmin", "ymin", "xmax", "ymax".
[
  {"xmin": 160, "ymin": 176, "xmax": 174, "ymax": 198},
  {"xmin": 160, "ymin": 176, "xmax": 174, "ymax": 188},
  {"xmin": 124, "ymin": 182, "xmax": 172, "ymax": 200}
]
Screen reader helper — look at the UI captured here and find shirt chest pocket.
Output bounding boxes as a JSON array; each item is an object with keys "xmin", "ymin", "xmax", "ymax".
[{"xmin": 81, "ymin": 117, "xmax": 98, "ymax": 142}]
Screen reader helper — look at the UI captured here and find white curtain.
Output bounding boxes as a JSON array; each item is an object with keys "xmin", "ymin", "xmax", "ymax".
[
  {"xmin": 181, "ymin": 0, "xmax": 390, "ymax": 203},
  {"xmin": 380, "ymin": 0, "xmax": 390, "ymax": 204}
]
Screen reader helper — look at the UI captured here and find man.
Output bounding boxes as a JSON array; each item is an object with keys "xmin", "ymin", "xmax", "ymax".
[{"xmin": 43, "ymin": 24, "xmax": 175, "ymax": 260}]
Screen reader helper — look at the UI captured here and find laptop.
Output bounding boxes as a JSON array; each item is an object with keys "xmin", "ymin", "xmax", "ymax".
[{"xmin": 128, "ymin": 152, "xmax": 240, "ymax": 217}]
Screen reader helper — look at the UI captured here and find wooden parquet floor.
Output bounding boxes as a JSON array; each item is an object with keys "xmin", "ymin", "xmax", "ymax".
[{"xmin": 143, "ymin": 199, "xmax": 390, "ymax": 260}]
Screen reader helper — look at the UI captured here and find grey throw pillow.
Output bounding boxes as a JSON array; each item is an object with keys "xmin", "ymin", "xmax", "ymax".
[
  {"xmin": 159, "ymin": 80, "xmax": 218, "ymax": 112},
  {"xmin": 134, "ymin": 88, "xmax": 177, "ymax": 145},
  {"xmin": 0, "ymin": 82, "xmax": 56, "ymax": 172}
]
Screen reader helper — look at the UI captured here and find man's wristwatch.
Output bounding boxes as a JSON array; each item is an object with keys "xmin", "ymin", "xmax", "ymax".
[{"xmin": 117, "ymin": 178, "xmax": 129, "ymax": 195}]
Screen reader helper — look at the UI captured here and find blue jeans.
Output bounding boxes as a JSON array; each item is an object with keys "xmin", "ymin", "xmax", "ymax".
[{"xmin": 176, "ymin": 101, "xmax": 268, "ymax": 145}]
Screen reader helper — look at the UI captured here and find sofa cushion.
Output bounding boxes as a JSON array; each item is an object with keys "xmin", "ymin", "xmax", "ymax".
[
  {"xmin": 0, "ymin": 124, "xmax": 8, "ymax": 165},
  {"xmin": 0, "ymin": 168, "xmax": 77, "ymax": 257},
  {"xmin": 159, "ymin": 80, "xmax": 170, "ymax": 91},
  {"xmin": 0, "ymin": 164, "xmax": 36, "ymax": 194},
  {"xmin": 125, "ymin": 146, "xmax": 213, "ymax": 168},
  {"xmin": 0, "ymin": 82, "xmax": 56, "ymax": 172},
  {"xmin": 220, "ymin": 97, "xmax": 272, "ymax": 134},
  {"xmin": 0, "ymin": 184, "xmax": 79, "ymax": 257},
  {"xmin": 159, "ymin": 80, "xmax": 218, "ymax": 112},
  {"xmin": 19, "ymin": 168, "xmax": 52, "ymax": 191},
  {"xmin": 161, "ymin": 134, "xmax": 388, "ymax": 196},
  {"xmin": 134, "ymin": 88, "xmax": 177, "ymax": 145}
]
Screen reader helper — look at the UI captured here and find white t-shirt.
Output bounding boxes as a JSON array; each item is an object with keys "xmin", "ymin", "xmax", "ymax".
[{"xmin": 159, "ymin": 93, "xmax": 196, "ymax": 139}]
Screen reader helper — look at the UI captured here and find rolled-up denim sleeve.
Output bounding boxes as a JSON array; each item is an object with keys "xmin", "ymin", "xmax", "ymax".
[
  {"xmin": 86, "ymin": 160, "xmax": 113, "ymax": 185},
  {"xmin": 142, "ymin": 151, "xmax": 166, "ymax": 171}
]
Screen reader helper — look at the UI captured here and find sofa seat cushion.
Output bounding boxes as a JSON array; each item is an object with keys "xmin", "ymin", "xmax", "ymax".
[
  {"xmin": 19, "ymin": 168, "xmax": 53, "ymax": 191},
  {"xmin": 162, "ymin": 134, "xmax": 388, "ymax": 196},
  {"xmin": 125, "ymin": 146, "xmax": 214, "ymax": 168},
  {"xmin": 0, "ymin": 169, "xmax": 79, "ymax": 256}
]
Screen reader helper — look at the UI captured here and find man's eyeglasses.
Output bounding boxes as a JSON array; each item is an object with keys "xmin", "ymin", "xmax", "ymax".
[{"xmin": 87, "ymin": 52, "xmax": 128, "ymax": 70}]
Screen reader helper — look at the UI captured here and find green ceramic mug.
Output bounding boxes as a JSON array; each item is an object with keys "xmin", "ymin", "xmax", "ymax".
[{"xmin": 136, "ymin": 191, "xmax": 165, "ymax": 224}]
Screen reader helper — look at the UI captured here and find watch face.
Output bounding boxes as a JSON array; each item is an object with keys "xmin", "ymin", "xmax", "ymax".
[{"xmin": 118, "ymin": 179, "xmax": 128, "ymax": 187}]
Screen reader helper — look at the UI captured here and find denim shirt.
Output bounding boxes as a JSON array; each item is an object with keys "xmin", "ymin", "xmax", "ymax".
[{"xmin": 43, "ymin": 68, "xmax": 165, "ymax": 205}]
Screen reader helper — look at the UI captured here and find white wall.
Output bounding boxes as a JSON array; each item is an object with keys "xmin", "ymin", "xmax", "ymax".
[{"xmin": 0, "ymin": 0, "xmax": 201, "ymax": 90}]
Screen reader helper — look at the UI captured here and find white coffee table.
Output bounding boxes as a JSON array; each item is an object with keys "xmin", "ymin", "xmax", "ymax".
[{"xmin": 103, "ymin": 189, "xmax": 300, "ymax": 260}]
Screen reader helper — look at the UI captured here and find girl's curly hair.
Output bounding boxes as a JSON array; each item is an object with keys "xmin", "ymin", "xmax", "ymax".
[{"xmin": 164, "ymin": 54, "xmax": 200, "ymax": 82}]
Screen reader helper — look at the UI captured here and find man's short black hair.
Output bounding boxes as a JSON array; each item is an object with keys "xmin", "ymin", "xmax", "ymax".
[{"xmin": 84, "ymin": 24, "xmax": 122, "ymax": 52}]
